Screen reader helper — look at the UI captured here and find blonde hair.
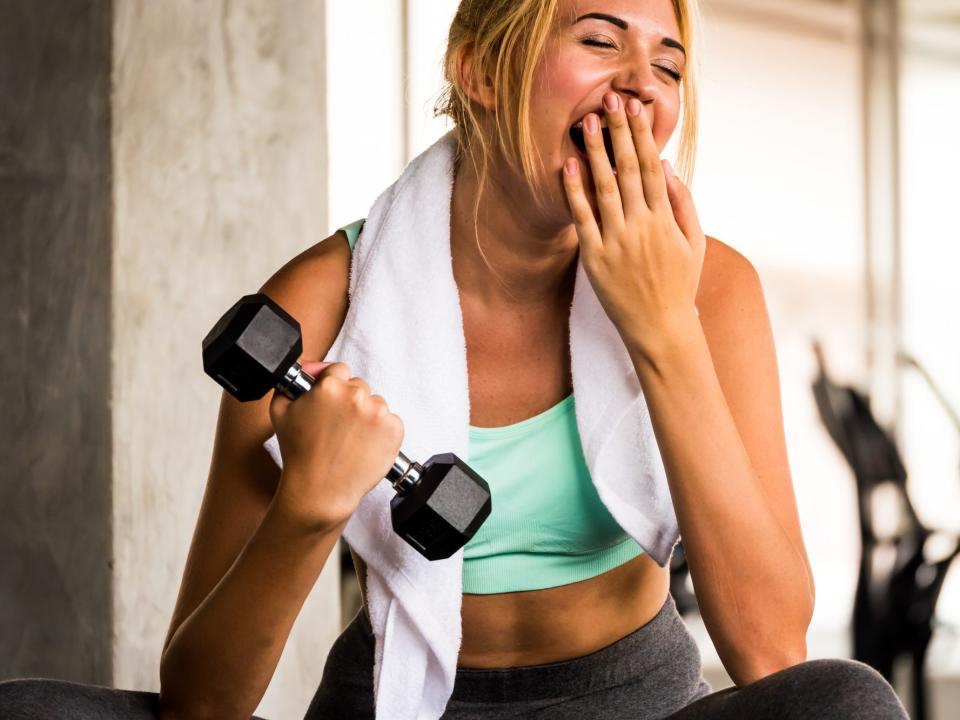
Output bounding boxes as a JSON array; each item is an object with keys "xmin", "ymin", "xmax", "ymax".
[{"xmin": 434, "ymin": 0, "xmax": 701, "ymax": 288}]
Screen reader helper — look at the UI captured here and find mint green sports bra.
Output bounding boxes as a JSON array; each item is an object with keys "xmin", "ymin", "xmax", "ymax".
[{"xmin": 338, "ymin": 219, "xmax": 644, "ymax": 593}]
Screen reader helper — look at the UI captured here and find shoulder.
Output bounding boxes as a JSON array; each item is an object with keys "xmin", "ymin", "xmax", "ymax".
[
  {"xmin": 695, "ymin": 234, "xmax": 781, "ymax": 412},
  {"xmin": 697, "ymin": 235, "xmax": 762, "ymax": 312},
  {"xmin": 696, "ymin": 234, "xmax": 773, "ymax": 345},
  {"xmin": 696, "ymin": 235, "xmax": 776, "ymax": 385},
  {"xmin": 257, "ymin": 229, "xmax": 352, "ymax": 360}
]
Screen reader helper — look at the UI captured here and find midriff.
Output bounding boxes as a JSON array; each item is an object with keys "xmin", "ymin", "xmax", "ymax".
[{"xmin": 351, "ymin": 550, "xmax": 670, "ymax": 668}]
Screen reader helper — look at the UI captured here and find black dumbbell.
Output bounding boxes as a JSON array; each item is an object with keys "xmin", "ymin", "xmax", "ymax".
[{"xmin": 201, "ymin": 293, "xmax": 492, "ymax": 560}]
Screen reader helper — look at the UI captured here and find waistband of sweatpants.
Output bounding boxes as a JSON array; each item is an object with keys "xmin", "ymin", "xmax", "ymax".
[{"xmin": 358, "ymin": 591, "xmax": 696, "ymax": 703}]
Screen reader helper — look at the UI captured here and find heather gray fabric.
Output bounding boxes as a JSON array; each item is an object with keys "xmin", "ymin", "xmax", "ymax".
[
  {"xmin": 306, "ymin": 593, "xmax": 909, "ymax": 720},
  {"xmin": 666, "ymin": 658, "xmax": 909, "ymax": 720},
  {"xmin": 0, "ymin": 678, "xmax": 268, "ymax": 719},
  {"xmin": 0, "ymin": 680, "xmax": 160, "ymax": 719}
]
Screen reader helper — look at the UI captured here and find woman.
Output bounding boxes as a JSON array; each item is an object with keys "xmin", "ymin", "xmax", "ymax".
[{"xmin": 157, "ymin": 0, "xmax": 909, "ymax": 718}]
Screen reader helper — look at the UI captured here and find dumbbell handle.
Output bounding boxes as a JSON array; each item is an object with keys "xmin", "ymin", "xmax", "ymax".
[{"xmin": 278, "ymin": 360, "xmax": 423, "ymax": 495}]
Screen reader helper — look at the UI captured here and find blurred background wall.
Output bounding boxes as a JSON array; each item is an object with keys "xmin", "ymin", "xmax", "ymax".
[{"xmin": 1, "ymin": 0, "xmax": 958, "ymax": 718}]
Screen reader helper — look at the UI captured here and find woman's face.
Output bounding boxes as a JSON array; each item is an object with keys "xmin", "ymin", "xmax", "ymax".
[{"xmin": 526, "ymin": 0, "xmax": 685, "ymax": 218}]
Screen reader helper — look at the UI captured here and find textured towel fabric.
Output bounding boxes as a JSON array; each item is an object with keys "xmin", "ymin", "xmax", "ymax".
[{"xmin": 263, "ymin": 130, "xmax": 681, "ymax": 720}]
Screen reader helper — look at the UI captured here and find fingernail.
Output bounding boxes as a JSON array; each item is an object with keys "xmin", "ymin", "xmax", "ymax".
[
  {"xmin": 585, "ymin": 114, "xmax": 599, "ymax": 134},
  {"xmin": 627, "ymin": 98, "xmax": 641, "ymax": 116},
  {"xmin": 603, "ymin": 93, "xmax": 619, "ymax": 112},
  {"xmin": 564, "ymin": 158, "xmax": 578, "ymax": 175},
  {"xmin": 664, "ymin": 159, "xmax": 675, "ymax": 177}
]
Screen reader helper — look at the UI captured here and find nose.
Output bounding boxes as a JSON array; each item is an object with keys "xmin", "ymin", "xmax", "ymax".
[{"xmin": 610, "ymin": 56, "xmax": 659, "ymax": 109}]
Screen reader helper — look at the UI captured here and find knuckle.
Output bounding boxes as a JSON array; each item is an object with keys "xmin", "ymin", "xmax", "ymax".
[
  {"xmin": 616, "ymin": 156, "xmax": 640, "ymax": 178},
  {"xmin": 349, "ymin": 376, "xmax": 370, "ymax": 392},
  {"xmin": 317, "ymin": 372, "xmax": 339, "ymax": 393},
  {"xmin": 596, "ymin": 175, "xmax": 619, "ymax": 196},
  {"xmin": 330, "ymin": 361, "xmax": 351, "ymax": 376},
  {"xmin": 347, "ymin": 384, "xmax": 368, "ymax": 407},
  {"xmin": 573, "ymin": 208, "xmax": 594, "ymax": 226},
  {"xmin": 368, "ymin": 394, "xmax": 389, "ymax": 418},
  {"xmin": 640, "ymin": 157, "xmax": 661, "ymax": 176},
  {"xmin": 317, "ymin": 362, "xmax": 350, "ymax": 387}
]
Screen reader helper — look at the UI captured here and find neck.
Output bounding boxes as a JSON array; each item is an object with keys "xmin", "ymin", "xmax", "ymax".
[{"xmin": 450, "ymin": 151, "xmax": 579, "ymax": 310}]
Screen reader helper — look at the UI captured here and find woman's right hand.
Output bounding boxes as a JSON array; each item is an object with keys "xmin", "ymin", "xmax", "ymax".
[{"xmin": 268, "ymin": 361, "xmax": 405, "ymax": 533}]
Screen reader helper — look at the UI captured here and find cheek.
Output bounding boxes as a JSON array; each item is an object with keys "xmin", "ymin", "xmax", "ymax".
[
  {"xmin": 534, "ymin": 45, "xmax": 577, "ymax": 94},
  {"xmin": 531, "ymin": 50, "xmax": 589, "ymax": 128},
  {"xmin": 654, "ymin": 104, "xmax": 682, "ymax": 151}
]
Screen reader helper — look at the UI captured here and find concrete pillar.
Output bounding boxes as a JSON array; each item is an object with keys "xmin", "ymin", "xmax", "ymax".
[
  {"xmin": 0, "ymin": 0, "xmax": 114, "ymax": 684},
  {"xmin": 1, "ymin": 2, "xmax": 339, "ymax": 718}
]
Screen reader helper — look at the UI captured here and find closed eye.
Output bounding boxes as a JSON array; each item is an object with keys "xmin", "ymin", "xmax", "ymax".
[
  {"xmin": 656, "ymin": 65, "xmax": 682, "ymax": 82},
  {"xmin": 582, "ymin": 38, "xmax": 616, "ymax": 49}
]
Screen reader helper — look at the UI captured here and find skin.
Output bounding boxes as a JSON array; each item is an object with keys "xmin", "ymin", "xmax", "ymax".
[{"xmin": 355, "ymin": 0, "xmax": 815, "ymax": 678}]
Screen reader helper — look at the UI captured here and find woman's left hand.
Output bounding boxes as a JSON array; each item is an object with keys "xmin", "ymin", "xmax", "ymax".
[{"xmin": 562, "ymin": 92, "xmax": 706, "ymax": 359}]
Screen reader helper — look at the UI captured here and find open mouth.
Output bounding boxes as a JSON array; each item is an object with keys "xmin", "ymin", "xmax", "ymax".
[{"xmin": 569, "ymin": 117, "xmax": 617, "ymax": 169}]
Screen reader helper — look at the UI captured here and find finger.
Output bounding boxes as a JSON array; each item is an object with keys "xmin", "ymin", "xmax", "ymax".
[
  {"xmin": 270, "ymin": 360, "xmax": 342, "ymax": 422},
  {"xmin": 663, "ymin": 161, "xmax": 704, "ymax": 251},
  {"xmin": 346, "ymin": 376, "xmax": 371, "ymax": 396},
  {"xmin": 626, "ymin": 99, "xmax": 669, "ymax": 210},
  {"xmin": 268, "ymin": 384, "xmax": 292, "ymax": 425},
  {"xmin": 562, "ymin": 157, "xmax": 604, "ymax": 257},
  {"xmin": 313, "ymin": 361, "xmax": 351, "ymax": 382},
  {"xmin": 582, "ymin": 112, "xmax": 625, "ymax": 234},
  {"xmin": 602, "ymin": 93, "xmax": 645, "ymax": 220},
  {"xmin": 300, "ymin": 360, "xmax": 337, "ymax": 380}
]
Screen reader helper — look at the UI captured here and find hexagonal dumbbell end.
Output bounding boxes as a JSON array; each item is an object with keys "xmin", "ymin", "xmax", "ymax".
[
  {"xmin": 202, "ymin": 293, "xmax": 307, "ymax": 402},
  {"xmin": 390, "ymin": 453, "xmax": 492, "ymax": 560}
]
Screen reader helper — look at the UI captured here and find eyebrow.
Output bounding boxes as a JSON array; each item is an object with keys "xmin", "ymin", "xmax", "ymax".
[{"xmin": 574, "ymin": 12, "xmax": 687, "ymax": 57}]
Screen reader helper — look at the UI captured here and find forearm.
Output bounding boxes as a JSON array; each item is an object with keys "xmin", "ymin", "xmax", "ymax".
[
  {"xmin": 629, "ymin": 320, "xmax": 813, "ymax": 686},
  {"xmin": 159, "ymin": 488, "xmax": 343, "ymax": 720}
]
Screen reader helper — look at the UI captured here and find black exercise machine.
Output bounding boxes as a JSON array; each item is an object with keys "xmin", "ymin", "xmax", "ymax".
[{"xmin": 811, "ymin": 339, "xmax": 960, "ymax": 720}]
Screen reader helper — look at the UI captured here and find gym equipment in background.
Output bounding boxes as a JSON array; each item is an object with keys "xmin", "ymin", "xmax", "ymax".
[{"xmin": 811, "ymin": 339, "xmax": 960, "ymax": 720}]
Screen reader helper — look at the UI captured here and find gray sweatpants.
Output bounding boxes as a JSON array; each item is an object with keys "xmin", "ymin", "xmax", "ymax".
[
  {"xmin": 0, "ymin": 594, "xmax": 909, "ymax": 719},
  {"xmin": 305, "ymin": 593, "xmax": 909, "ymax": 720}
]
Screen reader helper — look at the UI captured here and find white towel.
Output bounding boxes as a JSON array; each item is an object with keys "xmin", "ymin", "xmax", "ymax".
[{"xmin": 263, "ymin": 129, "xmax": 680, "ymax": 719}]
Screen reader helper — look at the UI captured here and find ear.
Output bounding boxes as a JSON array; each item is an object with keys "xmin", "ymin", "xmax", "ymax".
[{"xmin": 456, "ymin": 42, "xmax": 496, "ymax": 111}]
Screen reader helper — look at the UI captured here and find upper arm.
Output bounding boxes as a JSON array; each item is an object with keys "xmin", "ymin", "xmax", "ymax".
[
  {"xmin": 162, "ymin": 229, "xmax": 352, "ymax": 653},
  {"xmin": 696, "ymin": 236, "xmax": 815, "ymax": 608}
]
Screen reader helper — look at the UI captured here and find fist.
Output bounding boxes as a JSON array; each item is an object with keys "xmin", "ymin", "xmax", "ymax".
[{"xmin": 269, "ymin": 361, "xmax": 404, "ymax": 532}]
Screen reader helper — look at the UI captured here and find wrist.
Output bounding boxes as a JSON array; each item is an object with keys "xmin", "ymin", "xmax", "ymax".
[
  {"xmin": 624, "ymin": 311, "xmax": 705, "ymax": 378},
  {"xmin": 268, "ymin": 472, "xmax": 350, "ymax": 538}
]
